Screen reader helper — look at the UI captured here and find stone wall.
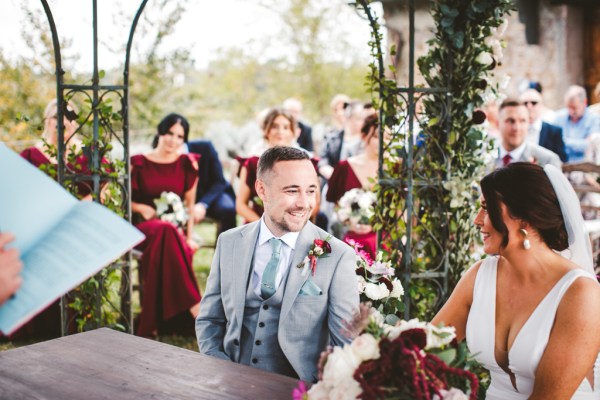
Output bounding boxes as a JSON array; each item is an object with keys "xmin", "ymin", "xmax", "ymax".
[{"xmin": 381, "ymin": 1, "xmax": 591, "ymax": 110}]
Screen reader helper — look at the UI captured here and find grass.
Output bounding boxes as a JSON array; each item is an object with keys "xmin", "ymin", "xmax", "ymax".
[{"xmin": 0, "ymin": 221, "xmax": 218, "ymax": 353}]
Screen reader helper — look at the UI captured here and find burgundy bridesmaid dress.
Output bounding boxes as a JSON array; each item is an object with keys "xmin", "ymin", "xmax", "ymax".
[{"xmin": 131, "ymin": 154, "xmax": 202, "ymax": 337}]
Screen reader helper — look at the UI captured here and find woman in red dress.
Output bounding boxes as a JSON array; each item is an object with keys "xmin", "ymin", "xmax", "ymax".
[
  {"xmin": 236, "ymin": 108, "xmax": 320, "ymax": 223},
  {"xmin": 131, "ymin": 113, "xmax": 201, "ymax": 337},
  {"xmin": 326, "ymin": 114, "xmax": 380, "ymax": 258}
]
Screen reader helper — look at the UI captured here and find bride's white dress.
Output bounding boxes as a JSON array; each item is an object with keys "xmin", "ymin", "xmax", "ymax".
[{"xmin": 466, "ymin": 256, "xmax": 600, "ymax": 399}]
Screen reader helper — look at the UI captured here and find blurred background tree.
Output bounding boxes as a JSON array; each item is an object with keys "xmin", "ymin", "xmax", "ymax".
[{"xmin": 0, "ymin": 0, "xmax": 374, "ymax": 154}]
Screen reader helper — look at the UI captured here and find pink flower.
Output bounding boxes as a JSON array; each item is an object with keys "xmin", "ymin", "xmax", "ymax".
[{"xmin": 292, "ymin": 381, "xmax": 308, "ymax": 400}]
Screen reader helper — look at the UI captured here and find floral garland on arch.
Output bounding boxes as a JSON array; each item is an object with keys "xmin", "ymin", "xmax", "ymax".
[
  {"xmin": 361, "ymin": 0, "xmax": 515, "ymax": 319},
  {"xmin": 293, "ymin": 304, "xmax": 479, "ymax": 400}
]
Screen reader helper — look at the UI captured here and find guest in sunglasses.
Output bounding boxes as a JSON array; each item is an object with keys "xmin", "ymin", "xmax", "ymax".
[{"xmin": 520, "ymin": 89, "xmax": 568, "ymax": 162}]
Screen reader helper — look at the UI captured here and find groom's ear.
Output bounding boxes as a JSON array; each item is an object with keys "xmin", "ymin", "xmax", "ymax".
[{"xmin": 255, "ymin": 179, "xmax": 266, "ymax": 201}]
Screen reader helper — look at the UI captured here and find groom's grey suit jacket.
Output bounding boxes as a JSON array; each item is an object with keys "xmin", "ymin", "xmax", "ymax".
[{"xmin": 195, "ymin": 220, "xmax": 359, "ymax": 382}]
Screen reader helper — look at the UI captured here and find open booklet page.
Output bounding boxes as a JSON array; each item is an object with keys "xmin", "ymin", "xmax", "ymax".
[{"xmin": 0, "ymin": 144, "xmax": 145, "ymax": 334}]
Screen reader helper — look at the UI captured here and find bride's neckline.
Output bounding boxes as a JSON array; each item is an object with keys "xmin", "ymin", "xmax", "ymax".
[{"xmin": 492, "ymin": 265, "xmax": 580, "ymax": 368}]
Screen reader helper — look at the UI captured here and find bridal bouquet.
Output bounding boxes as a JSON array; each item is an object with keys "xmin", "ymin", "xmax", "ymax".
[
  {"xmin": 347, "ymin": 239, "xmax": 404, "ymax": 320},
  {"xmin": 153, "ymin": 191, "xmax": 188, "ymax": 228},
  {"xmin": 337, "ymin": 188, "xmax": 377, "ymax": 226},
  {"xmin": 293, "ymin": 305, "xmax": 479, "ymax": 400}
]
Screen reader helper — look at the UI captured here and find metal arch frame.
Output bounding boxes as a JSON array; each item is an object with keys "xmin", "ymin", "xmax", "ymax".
[
  {"xmin": 40, "ymin": 0, "xmax": 149, "ymax": 334},
  {"xmin": 356, "ymin": 0, "xmax": 452, "ymax": 318}
]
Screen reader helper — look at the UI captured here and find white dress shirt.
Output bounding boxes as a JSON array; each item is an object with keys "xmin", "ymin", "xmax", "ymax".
[
  {"xmin": 251, "ymin": 218, "xmax": 300, "ymax": 298},
  {"xmin": 526, "ymin": 119, "xmax": 542, "ymax": 145}
]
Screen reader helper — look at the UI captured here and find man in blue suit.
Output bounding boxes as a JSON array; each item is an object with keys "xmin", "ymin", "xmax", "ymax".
[
  {"xmin": 186, "ymin": 140, "xmax": 236, "ymax": 234},
  {"xmin": 520, "ymin": 89, "xmax": 568, "ymax": 162}
]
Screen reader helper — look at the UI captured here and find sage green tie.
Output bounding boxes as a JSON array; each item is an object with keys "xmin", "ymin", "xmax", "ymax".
[{"xmin": 261, "ymin": 238, "xmax": 282, "ymax": 299}]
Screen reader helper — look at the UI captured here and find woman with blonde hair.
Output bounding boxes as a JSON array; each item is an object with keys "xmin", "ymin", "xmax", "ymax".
[{"xmin": 236, "ymin": 108, "xmax": 319, "ymax": 223}]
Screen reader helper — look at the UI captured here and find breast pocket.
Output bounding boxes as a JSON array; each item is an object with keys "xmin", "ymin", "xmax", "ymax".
[{"xmin": 299, "ymin": 279, "xmax": 323, "ymax": 297}]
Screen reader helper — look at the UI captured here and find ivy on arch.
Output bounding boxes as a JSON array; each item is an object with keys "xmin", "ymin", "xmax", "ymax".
[{"xmin": 357, "ymin": 0, "xmax": 514, "ymax": 319}]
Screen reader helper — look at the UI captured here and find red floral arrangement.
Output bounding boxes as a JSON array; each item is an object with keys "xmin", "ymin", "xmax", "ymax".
[{"xmin": 293, "ymin": 304, "xmax": 479, "ymax": 400}]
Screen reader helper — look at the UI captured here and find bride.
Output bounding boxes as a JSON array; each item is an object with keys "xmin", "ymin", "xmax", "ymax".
[{"xmin": 433, "ymin": 162, "xmax": 600, "ymax": 399}]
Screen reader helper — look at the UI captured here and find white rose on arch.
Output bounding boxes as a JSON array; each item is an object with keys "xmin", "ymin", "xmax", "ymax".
[{"xmin": 476, "ymin": 51, "xmax": 494, "ymax": 66}]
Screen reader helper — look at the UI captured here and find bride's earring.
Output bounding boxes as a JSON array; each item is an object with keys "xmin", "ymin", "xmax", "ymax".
[{"xmin": 520, "ymin": 228, "xmax": 531, "ymax": 250}]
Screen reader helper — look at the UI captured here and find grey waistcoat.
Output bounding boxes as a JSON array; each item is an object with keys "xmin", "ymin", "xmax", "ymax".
[{"xmin": 239, "ymin": 267, "xmax": 297, "ymax": 378}]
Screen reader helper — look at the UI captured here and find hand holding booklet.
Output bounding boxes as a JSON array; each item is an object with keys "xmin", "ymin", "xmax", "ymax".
[{"xmin": 0, "ymin": 144, "xmax": 145, "ymax": 335}]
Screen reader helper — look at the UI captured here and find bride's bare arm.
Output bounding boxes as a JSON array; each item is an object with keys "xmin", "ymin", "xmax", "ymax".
[
  {"xmin": 530, "ymin": 278, "xmax": 600, "ymax": 400},
  {"xmin": 431, "ymin": 260, "xmax": 482, "ymax": 342}
]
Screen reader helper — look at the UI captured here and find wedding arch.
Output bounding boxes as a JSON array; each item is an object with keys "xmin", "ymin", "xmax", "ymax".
[{"xmin": 40, "ymin": 0, "xmax": 150, "ymax": 334}]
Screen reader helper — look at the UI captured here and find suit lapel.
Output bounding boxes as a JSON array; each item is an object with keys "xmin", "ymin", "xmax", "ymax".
[
  {"xmin": 280, "ymin": 222, "xmax": 317, "ymax": 322},
  {"xmin": 539, "ymin": 123, "xmax": 549, "ymax": 146},
  {"xmin": 519, "ymin": 142, "xmax": 533, "ymax": 162},
  {"xmin": 233, "ymin": 222, "xmax": 260, "ymax": 325}
]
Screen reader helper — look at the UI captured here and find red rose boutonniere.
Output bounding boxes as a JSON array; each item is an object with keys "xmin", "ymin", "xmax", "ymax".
[{"xmin": 299, "ymin": 236, "xmax": 332, "ymax": 276}]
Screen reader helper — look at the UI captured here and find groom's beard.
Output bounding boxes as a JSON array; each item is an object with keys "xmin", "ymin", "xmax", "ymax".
[{"xmin": 271, "ymin": 206, "xmax": 312, "ymax": 234}]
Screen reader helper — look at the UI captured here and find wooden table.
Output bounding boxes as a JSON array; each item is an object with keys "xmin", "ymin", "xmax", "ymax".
[{"xmin": 0, "ymin": 328, "xmax": 299, "ymax": 399}]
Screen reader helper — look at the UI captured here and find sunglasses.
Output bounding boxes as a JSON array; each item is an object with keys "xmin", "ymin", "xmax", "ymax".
[{"xmin": 523, "ymin": 101, "xmax": 539, "ymax": 106}]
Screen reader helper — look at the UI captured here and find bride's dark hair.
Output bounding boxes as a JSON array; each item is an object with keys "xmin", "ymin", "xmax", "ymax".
[{"xmin": 480, "ymin": 162, "xmax": 569, "ymax": 251}]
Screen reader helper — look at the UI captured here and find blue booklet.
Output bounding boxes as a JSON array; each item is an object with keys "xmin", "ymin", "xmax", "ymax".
[{"xmin": 0, "ymin": 144, "xmax": 145, "ymax": 334}]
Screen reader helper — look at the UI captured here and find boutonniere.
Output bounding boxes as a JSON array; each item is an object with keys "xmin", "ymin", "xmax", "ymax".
[{"xmin": 298, "ymin": 236, "xmax": 332, "ymax": 276}]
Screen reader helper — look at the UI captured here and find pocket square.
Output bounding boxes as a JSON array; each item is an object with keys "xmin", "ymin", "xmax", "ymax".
[{"xmin": 299, "ymin": 279, "xmax": 322, "ymax": 296}]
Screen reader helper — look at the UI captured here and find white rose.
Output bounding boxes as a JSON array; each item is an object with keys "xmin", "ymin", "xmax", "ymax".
[
  {"xmin": 433, "ymin": 388, "xmax": 468, "ymax": 400},
  {"xmin": 364, "ymin": 282, "xmax": 390, "ymax": 301},
  {"xmin": 307, "ymin": 382, "xmax": 331, "ymax": 400},
  {"xmin": 313, "ymin": 246, "xmax": 324, "ymax": 256},
  {"xmin": 390, "ymin": 279, "xmax": 404, "ymax": 298},
  {"xmin": 369, "ymin": 309, "xmax": 385, "ymax": 326},
  {"xmin": 328, "ymin": 376, "xmax": 362, "ymax": 400},
  {"xmin": 356, "ymin": 275, "xmax": 366, "ymax": 294},
  {"xmin": 350, "ymin": 333, "xmax": 380, "ymax": 362},
  {"xmin": 476, "ymin": 51, "xmax": 493, "ymax": 65},
  {"xmin": 358, "ymin": 192, "xmax": 374, "ymax": 210},
  {"xmin": 385, "ymin": 318, "xmax": 428, "ymax": 340},
  {"xmin": 426, "ymin": 324, "xmax": 456, "ymax": 349},
  {"xmin": 321, "ymin": 345, "xmax": 361, "ymax": 386}
]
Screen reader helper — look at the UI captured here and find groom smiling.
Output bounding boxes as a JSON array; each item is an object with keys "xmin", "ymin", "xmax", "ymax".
[{"xmin": 196, "ymin": 146, "xmax": 359, "ymax": 382}]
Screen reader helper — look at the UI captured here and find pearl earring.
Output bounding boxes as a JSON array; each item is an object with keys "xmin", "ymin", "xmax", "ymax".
[{"xmin": 520, "ymin": 228, "xmax": 531, "ymax": 250}]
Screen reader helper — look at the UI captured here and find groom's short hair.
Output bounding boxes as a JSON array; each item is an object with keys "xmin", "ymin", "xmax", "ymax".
[{"xmin": 257, "ymin": 146, "xmax": 309, "ymax": 182}]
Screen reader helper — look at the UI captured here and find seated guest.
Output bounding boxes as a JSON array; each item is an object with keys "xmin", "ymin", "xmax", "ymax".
[
  {"xmin": 283, "ymin": 98, "xmax": 313, "ymax": 152},
  {"xmin": 236, "ymin": 108, "xmax": 320, "ymax": 224},
  {"xmin": 20, "ymin": 99, "xmax": 95, "ymax": 199},
  {"xmin": 326, "ymin": 113, "xmax": 380, "ymax": 258},
  {"xmin": 131, "ymin": 113, "xmax": 201, "ymax": 337},
  {"xmin": 433, "ymin": 162, "xmax": 600, "ymax": 399},
  {"xmin": 186, "ymin": 139, "xmax": 236, "ymax": 234},
  {"xmin": 494, "ymin": 99, "xmax": 561, "ymax": 169},
  {"xmin": 328, "ymin": 93, "xmax": 351, "ymax": 134},
  {"xmin": 318, "ymin": 101, "xmax": 365, "ymax": 181},
  {"xmin": 553, "ymin": 85, "xmax": 600, "ymax": 162},
  {"xmin": 519, "ymin": 89, "xmax": 568, "ymax": 162}
]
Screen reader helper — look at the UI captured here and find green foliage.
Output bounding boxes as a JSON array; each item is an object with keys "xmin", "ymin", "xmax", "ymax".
[{"xmin": 360, "ymin": 0, "xmax": 514, "ymax": 319}]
